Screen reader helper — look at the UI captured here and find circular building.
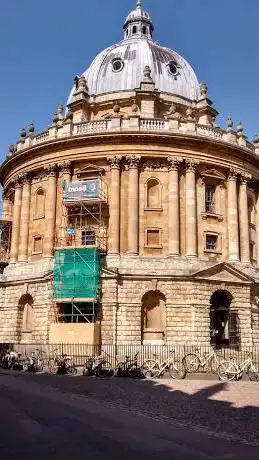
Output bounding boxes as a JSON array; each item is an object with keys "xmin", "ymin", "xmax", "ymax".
[{"xmin": 1, "ymin": 1, "xmax": 259, "ymax": 348}]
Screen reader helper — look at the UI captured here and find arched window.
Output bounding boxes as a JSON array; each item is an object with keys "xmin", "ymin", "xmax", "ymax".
[
  {"xmin": 132, "ymin": 25, "xmax": 137, "ymax": 34},
  {"xmin": 34, "ymin": 188, "xmax": 45, "ymax": 218},
  {"xmin": 146, "ymin": 178, "xmax": 161, "ymax": 209},
  {"xmin": 141, "ymin": 291, "xmax": 166, "ymax": 342},
  {"xmin": 210, "ymin": 290, "xmax": 240, "ymax": 347}
]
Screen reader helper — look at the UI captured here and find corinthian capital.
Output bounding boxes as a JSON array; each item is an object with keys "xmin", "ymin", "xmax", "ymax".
[
  {"xmin": 20, "ymin": 172, "xmax": 31, "ymax": 184},
  {"xmin": 107, "ymin": 155, "xmax": 122, "ymax": 170},
  {"xmin": 240, "ymin": 172, "xmax": 252, "ymax": 184},
  {"xmin": 228, "ymin": 169, "xmax": 238, "ymax": 181},
  {"xmin": 167, "ymin": 157, "xmax": 183, "ymax": 171},
  {"xmin": 44, "ymin": 164, "xmax": 57, "ymax": 177},
  {"xmin": 186, "ymin": 159, "xmax": 199, "ymax": 173},
  {"xmin": 59, "ymin": 161, "xmax": 72, "ymax": 175},
  {"xmin": 126, "ymin": 155, "xmax": 141, "ymax": 169}
]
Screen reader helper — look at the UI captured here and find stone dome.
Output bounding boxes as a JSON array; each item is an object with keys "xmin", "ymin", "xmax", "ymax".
[{"xmin": 67, "ymin": 1, "xmax": 200, "ymax": 102}]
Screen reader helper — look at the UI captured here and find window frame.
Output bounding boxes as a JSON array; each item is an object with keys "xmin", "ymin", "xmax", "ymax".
[
  {"xmin": 204, "ymin": 184, "xmax": 216, "ymax": 214},
  {"xmin": 33, "ymin": 187, "xmax": 46, "ymax": 220},
  {"xmin": 32, "ymin": 234, "xmax": 43, "ymax": 254},
  {"xmin": 144, "ymin": 177, "xmax": 163, "ymax": 211},
  {"xmin": 145, "ymin": 227, "xmax": 162, "ymax": 249},
  {"xmin": 204, "ymin": 232, "xmax": 222, "ymax": 254}
]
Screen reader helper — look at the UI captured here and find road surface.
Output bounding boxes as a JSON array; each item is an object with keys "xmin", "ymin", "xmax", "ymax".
[{"xmin": 0, "ymin": 373, "xmax": 258, "ymax": 459}]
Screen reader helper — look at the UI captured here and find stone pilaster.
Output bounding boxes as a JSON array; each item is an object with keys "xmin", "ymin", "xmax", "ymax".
[
  {"xmin": 256, "ymin": 192, "xmax": 259, "ymax": 267},
  {"xmin": 168, "ymin": 157, "xmax": 182, "ymax": 256},
  {"xmin": 2, "ymin": 190, "xmax": 12, "ymax": 220},
  {"xmin": 108, "ymin": 156, "xmax": 121, "ymax": 255},
  {"xmin": 126, "ymin": 155, "xmax": 140, "ymax": 255},
  {"xmin": 57, "ymin": 161, "xmax": 72, "ymax": 245},
  {"xmin": 44, "ymin": 165, "xmax": 57, "ymax": 257},
  {"xmin": 10, "ymin": 179, "xmax": 22, "ymax": 262},
  {"xmin": 18, "ymin": 174, "xmax": 31, "ymax": 262},
  {"xmin": 227, "ymin": 170, "xmax": 239, "ymax": 261},
  {"xmin": 239, "ymin": 174, "xmax": 251, "ymax": 263},
  {"xmin": 185, "ymin": 160, "xmax": 199, "ymax": 257}
]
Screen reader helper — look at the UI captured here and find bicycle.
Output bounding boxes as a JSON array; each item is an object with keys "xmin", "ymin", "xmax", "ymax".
[
  {"xmin": 47, "ymin": 349, "xmax": 77, "ymax": 375},
  {"xmin": 94, "ymin": 350, "xmax": 114, "ymax": 377},
  {"xmin": 25, "ymin": 348, "xmax": 46, "ymax": 372},
  {"xmin": 182, "ymin": 348, "xmax": 221, "ymax": 374},
  {"xmin": 115, "ymin": 352, "xmax": 142, "ymax": 378},
  {"xmin": 217, "ymin": 353, "xmax": 259, "ymax": 382},
  {"xmin": 141, "ymin": 350, "xmax": 186, "ymax": 379}
]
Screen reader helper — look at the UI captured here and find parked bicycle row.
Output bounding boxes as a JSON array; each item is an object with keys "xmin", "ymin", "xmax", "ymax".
[{"xmin": 1, "ymin": 347, "xmax": 259, "ymax": 381}]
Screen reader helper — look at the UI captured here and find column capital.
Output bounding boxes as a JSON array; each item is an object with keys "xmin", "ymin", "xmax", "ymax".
[
  {"xmin": 167, "ymin": 157, "xmax": 183, "ymax": 171},
  {"xmin": 126, "ymin": 155, "xmax": 141, "ymax": 169},
  {"xmin": 44, "ymin": 164, "xmax": 57, "ymax": 178},
  {"xmin": 228, "ymin": 169, "xmax": 239, "ymax": 181},
  {"xmin": 19, "ymin": 172, "xmax": 31, "ymax": 185},
  {"xmin": 59, "ymin": 161, "xmax": 72, "ymax": 175},
  {"xmin": 185, "ymin": 159, "xmax": 199, "ymax": 173},
  {"xmin": 240, "ymin": 172, "xmax": 252, "ymax": 184},
  {"xmin": 13, "ymin": 177, "xmax": 22, "ymax": 189},
  {"xmin": 107, "ymin": 155, "xmax": 122, "ymax": 170}
]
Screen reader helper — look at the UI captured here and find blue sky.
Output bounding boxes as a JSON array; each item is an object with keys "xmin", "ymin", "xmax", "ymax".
[{"xmin": 0, "ymin": 0, "xmax": 259, "ymax": 161}]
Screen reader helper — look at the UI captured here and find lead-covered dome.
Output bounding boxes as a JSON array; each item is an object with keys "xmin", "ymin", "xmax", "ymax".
[{"xmin": 68, "ymin": 1, "xmax": 200, "ymax": 102}]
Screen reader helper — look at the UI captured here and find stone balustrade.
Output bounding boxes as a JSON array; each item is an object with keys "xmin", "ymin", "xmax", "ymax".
[{"xmin": 8, "ymin": 117, "xmax": 256, "ymax": 159}]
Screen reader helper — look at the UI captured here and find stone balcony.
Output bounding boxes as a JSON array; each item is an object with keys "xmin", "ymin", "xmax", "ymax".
[{"xmin": 7, "ymin": 116, "xmax": 257, "ymax": 160}]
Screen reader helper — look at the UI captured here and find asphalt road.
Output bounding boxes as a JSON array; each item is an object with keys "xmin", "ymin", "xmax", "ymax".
[{"xmin": 0, "ymin": 374, "xmax": 258, "ymax": 459}]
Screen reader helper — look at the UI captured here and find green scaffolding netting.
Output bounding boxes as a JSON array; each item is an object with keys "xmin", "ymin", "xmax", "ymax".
[{"xmin": 53, "ymin": 248, "xmax": 101, "ymax": 299}]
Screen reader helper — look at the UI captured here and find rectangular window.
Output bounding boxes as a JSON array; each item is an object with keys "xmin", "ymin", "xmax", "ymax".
[
  {"xmin": 205, "ymin": 185, "xmax": 216, "ymax": 213},
  {"xmin": 146, "ymin": 229, "xmax": 161, "ymax": 247},
  {"xmin": 82, "ymin": 230, "xmax": 95, "ymax": 246},
  {"xmin": 33, "ymin": 235, "xmax": 43, "ymax": 253},
  {"xmin": 250, "ymin": 242, "xmax": 255, "ymax": 261},
  {"xmin": 205, "ymin": 234, "xmax": 218, "ymax": 251}
]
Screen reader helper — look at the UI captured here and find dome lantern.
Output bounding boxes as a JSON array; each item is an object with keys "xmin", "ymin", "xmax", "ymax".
[{"xmin": 123, "ymin": 0, "xmax": 154, "ymax": 40}]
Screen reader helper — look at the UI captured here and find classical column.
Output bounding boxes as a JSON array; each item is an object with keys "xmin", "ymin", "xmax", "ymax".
[
  {"xmin": 10, "ymin": 179, "xmax": 22, "ymax": 262},
  {"xmin": 168, "ymin": 157, "xmax": 182, "ymax": 256},
  {"xmin": 108, "ymin": 156, "xmax": 121, "ymax": 255},
  {"xmin": 2, "ymin": 190, "xmax": 11, "ymax": 220},
  {"xmin": 18, "ymin": 174, "xmax": 31, "ymax": 262},
  {"xmin": 58, "ymin": 161, "xmax": 72, "ymax": 245},
  {"xmin": 227, "ymin": 170, "xmax": 239, "ymax": 261},
  {"xmin": 239, "ymin": 174, "xmax": 251, "ymax": 263},
  {"xmin": 256, "ymin": 192, "xmax": 259, "ymax": 267},
  {"xmin": 127, "ymin": 155, "xmax": 140, "ymax": 255},
  {"xmin": 44, "ymin": 165, "xmax": 57, "ymax": 257},
  {"xmin": 185, "ymin": 160, "xmax": 198, "ymax": 257}
]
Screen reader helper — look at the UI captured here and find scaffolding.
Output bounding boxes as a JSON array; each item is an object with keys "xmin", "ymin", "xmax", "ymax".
[{"xmin": 53, "ymin": 177, "xmax": 108, "ymax": 324}]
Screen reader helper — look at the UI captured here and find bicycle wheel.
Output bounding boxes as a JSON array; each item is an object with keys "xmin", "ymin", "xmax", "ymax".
[
  {"xmin": 127, "ymin": 363, "xmax": 141, "ymax": 378},
  {"xmin": 168, "ymin": 362, "xmax": 186, "ymax": 379},
  {"xmin": 141, "ymin": 360, "xmax": 159, "ymax": 378},
  {"xmin": 217, "ymin": 361, "xmax": 237, "ymax": 381},
  {"xmin": 69, "ymin": 363, "xmax": 77, "ymax": 375},
  {"xmin": 248, "ymin": 365, "xmax": 259, "ymax": 382},
  {"xmin": 48, "ymin": 359, "xmax": 58, "ymax": 374},
  {"xmin": 209, "ymin": 356, "xmax": 219, "ymax": 374},
  {"xmin": 182, "ymin": 353, "xmax": 200, "ymax": 373},
  {"xmin": 96, "ymin": 360, "xmax": 113, "ymax": 377}
]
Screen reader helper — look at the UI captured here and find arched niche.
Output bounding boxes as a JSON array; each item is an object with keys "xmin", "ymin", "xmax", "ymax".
[
  {"xmin": 145, "ymin": 177, "xmax": 162, "ymax": 209},
  {"xmin": 141, "ymin": 290, "xmax": 166, "ymax": 343},
  {"xmin": 17, "ymin": 294, "xmax": 34, "ymax": 343},
  {"xmin": 34, "ymin": 188, "xmax": 45, "ymax": 218}
]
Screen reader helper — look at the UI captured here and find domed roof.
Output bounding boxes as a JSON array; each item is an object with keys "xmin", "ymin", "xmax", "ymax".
[{"xmin": 67, "ymin": 1, "xmax": 200, "ymax": 103}]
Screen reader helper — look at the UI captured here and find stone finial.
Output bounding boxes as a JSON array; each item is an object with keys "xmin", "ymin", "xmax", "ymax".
[
  {"xmin": 253, "ymin": 134, "xmax": 259, "ymax": 144},
  {"xmin": 8, "ymin": 144, "xmax": 16, "ymax": 155},
  {"xmin": 226, "ymin": 115, "xmax": 233, "ymax": 129},
  {"xmin": 236, "ymin": 122, "xmax": 244, "ymax": 135},
  {"xmin": 143, "ymin": 65, "xmax": 153, "ymax": 81},
  {"xmin": 20, "ymin": 128, "xmax": 27, "ymax": 142},
  {"xmin": 131, "ymin": 99, "xmax": 139, "ymax": 114},
  {"xmin": 78, "ymin": 75, "xmax": 88, "ymax": 91},
  {"xmin": 74, "ymin": 75, "xmax": 79, "ymax": 89},
  {"xmin": 52, "ymin": 112, "xmax": 59, "ymax": 125},
  {"xmin": 57, "ymin": 104, "xmax": 64, "ymax": 115},
  {"xmin": 28, "ymin": 122, "xmax": 35, "ymax": 136},
  {"xmin": 113, "ymin": 101, "xmax": 120, "ymax": 115},
  {"xmin": 200, "ymin": 83, "xmax": 208, "ymax": 98},
  {"xmin": 65, "ymin": 108, "xmax": 73, "ymax": 121}
]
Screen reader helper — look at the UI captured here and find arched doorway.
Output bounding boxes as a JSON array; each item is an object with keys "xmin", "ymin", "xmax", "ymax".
[
  {"xmin": 210, "ymin": 290, "xmax": 240, "ymax": 347},
  {"xmin": 17, "ymin": 294, "xmax": 34, "ymax": 343},
  {"xmin": 141, "ymin": 291, "xmax": 166, "ymax": 343}
]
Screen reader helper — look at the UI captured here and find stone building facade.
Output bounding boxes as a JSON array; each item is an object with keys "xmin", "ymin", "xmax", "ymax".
[{"xmin": 1, "ymin": 1, "xmax": 259, "ymax": 346}]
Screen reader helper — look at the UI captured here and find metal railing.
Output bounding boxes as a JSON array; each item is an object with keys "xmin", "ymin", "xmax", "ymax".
[{"xmin": 2, "ymin": 343, "xmax": 259, "ymax": 372}]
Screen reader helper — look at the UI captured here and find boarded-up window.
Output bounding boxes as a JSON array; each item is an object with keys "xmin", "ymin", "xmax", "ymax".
[
  {"xmin": 35, "ymin": 189, "xmax": 45, "ymax": 217},
  {"xmin": 146, "ymin": 229, "xmax": 160, "ymax": 247},
  {"xmin": 33, "ymin": 236, "xmax": 42, "ymax": 253}
]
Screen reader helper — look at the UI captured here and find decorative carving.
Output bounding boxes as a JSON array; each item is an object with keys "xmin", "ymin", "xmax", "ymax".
[
  {"xmin": 200, "ymin": 83, "xmax": 208, "ymax": 98},
  {"xmin": 151, "ymin": 279, "xmax": 158, "ymax": 291},
  {"xmin": 186, "ymin": 159, "xmax": 199, "ymax": 173},
  {"xmin": 59, "ymin": 161, "xmax": 72, "ymax": 175},
  {"xmin": 28, "ymin": 122, "xmax": 35, "ymax": 137},
  {"xmin": 142, "ymin": 65, "xmax": 153, "ymax": 82},
  {"xmin": 240, "ymin": 172, "xmax": 252, "ymax": 184},
  {"xmin": 131, "ymin": 99, "xmax": 139, "ymax": 114},
  {"xmin": 141, "ymin": 158, "xmax": 168, "ymax": 171},
  {"xmin": 227, "ymin": 169, "xmax": 238, "ymax": 181},
  {"xmin": 107, "ymin": 156, "xmax": 122, "ymax": 170},
  {"xmin": 20, "ymin": 128, "xmax": 27, "ymax": 143},
  {"xmin": 44, "ymin": 164, "xmax": 57, "ymax": 177},
  {"xmin": 20, "ymin": 172, "xmax": 31, "ymax": 184},
  {"xmin": 165, "ymin": 103, "xmax": 181, "ymax": 120},
  {"xmin": 113, "ymin": 101, "xmax": 120, "ymax": 116},
  {"xmin": 185, "ymin": 106, "xmax": 194, "ymax": 121},
  {"xmin": 167, "ymin": 157, "xmax": 182, "ymax": 171},
  {"xmin": 126, "ymin": 155, "xmax": 141, "ymax": 169},
  {"xmin": 226, "ymin": 115, "xmax": 233, "ymax": 129}
]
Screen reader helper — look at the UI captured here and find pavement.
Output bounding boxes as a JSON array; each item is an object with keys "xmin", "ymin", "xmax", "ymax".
[{"xmin": 0, "ymin": 371, "xmax": 259, "ymax": 459}]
